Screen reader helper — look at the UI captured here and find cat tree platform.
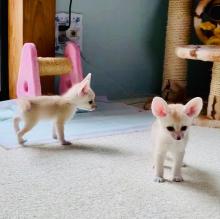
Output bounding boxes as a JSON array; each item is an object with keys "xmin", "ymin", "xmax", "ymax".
[{"xmin": 176, "ymin": 45, "xmax": 220, "ymax": 127}]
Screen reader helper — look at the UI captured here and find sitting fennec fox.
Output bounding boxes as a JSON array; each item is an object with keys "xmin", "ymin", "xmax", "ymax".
[
  {"xmin": 151, "ymin": 97, "xmax": 203, "ymax": 183},
  {"xmin": 14, "ymin": 73, "xmax": 96, "ymax": 145}
]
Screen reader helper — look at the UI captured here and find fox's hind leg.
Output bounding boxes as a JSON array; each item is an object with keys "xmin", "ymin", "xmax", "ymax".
[
  {"xmin": 13, "ymin": 116, "xmax": 21, "ymax": 133},
  {"xmin": 16, "ymin": 118, "xmax": 38, "ymax": 145},
  {"xmin": 166, "ymin": 155, "xmax": 187, "ymax": 167}
]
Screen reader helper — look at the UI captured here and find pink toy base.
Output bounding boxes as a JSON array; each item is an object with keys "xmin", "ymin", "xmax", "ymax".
[
  {"xmin": 17, "ymin": 43, "xmax": 41, "ymax": 97},
  {"xmin": 59, "ymin": 42, "xmax": 83, "ymax": 94}
]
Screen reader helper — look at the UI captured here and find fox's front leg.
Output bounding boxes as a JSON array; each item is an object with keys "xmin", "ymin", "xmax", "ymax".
[
  {"xmin": 172, "ymin": 151, "xmax": 185, "ymax": 182},
  {"xmin": 52, "ymin": 124, "xmax": 57, "ymax": 139},
  {"xmin": 154, "ymin": 151, "xmax": 166, "ymax": 183},
  {"xmin": 54, "ymin": 121, "xmax": 72, "ymax": 145}
]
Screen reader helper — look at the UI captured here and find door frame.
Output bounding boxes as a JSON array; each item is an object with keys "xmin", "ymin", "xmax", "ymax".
[{"xmin": 0, "ymin": 0, "xmax": 8, "ymax": 100}]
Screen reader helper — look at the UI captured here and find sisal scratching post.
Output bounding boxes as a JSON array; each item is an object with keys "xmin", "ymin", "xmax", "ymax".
[
  {"xmin": 207, "ymin": 62, "xmax": 220, "ymax": 120},
  {"xmin": 38, "ymin": 57, "xmax": 72, "ymax": 76},
  {"xmin": 162, "ymin": 0, "xmax": 192, "ymax": 102}
]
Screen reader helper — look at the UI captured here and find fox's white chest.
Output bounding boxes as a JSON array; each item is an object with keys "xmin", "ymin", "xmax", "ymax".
[
  {"xmin": 165, "ymin": 139, "xmax": 187, "ymax": 153},
  {"xmin": 155, "ymin": 131, "xmax": 188, "ymax": 154}
]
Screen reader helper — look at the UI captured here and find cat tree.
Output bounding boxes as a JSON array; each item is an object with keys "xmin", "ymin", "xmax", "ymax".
[
  {"xmin": 176, "ymin": 0, "xmax": 220, "ymax": 127},
  {"xmin": 145, "ymin": 0, "xmax": 220, "ymax": 127}
]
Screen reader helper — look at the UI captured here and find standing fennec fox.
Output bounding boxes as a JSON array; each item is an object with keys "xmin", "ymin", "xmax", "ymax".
[
  {"xmin": 14, "ymin": 73, "xmax": 96, "ymax": 145},
  {"xmin": 151, "ymin": 97, "xmax": 203, "ymax": 183}
]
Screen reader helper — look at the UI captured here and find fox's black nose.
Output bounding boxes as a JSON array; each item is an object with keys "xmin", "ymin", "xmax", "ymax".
[{"xmin": 177, "ymin": 136, "xmax": 181, "ymax": 140}]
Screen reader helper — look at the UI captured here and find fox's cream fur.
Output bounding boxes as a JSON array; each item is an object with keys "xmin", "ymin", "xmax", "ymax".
[
  {"xmin": 151, "ymin": 97, "xmax": 203, "ymax": 183},
  {"xmin": 14, "ymin": 73, "xmax": 96, "ymax": 145}
]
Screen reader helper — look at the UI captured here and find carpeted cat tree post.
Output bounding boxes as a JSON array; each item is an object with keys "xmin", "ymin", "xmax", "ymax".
[{"xmin": 161, "ymin": 0, "xmax": 193, "ymax": 103}]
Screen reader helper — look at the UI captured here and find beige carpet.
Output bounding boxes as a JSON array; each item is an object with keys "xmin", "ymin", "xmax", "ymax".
[{"xmin": 0, "ymin": 127, "xmax": 220, "ymax": 219}]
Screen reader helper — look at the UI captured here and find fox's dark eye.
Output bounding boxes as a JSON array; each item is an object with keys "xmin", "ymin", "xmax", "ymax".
[
  {"xmin": 88, "ymin": 100, "xmax": 93, "ymax": 104},
  {"xmin": 167, "ymin": 126, "xmax": 175, "ymax": 131},
  {"xmin": 181, "ymin": 126, "xmax": 188, "ymax": 131}
]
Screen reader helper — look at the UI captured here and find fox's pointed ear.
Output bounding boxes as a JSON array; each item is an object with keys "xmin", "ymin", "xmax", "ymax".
[
  {"xmin": 184, "ymin": 97, "xmax": 203, "ymax": 117},
  {"xmin": 77, "ymin": 73, "xmax": 92, "ymax": 96},
  {"xmin": 84, "ymin": 73, "xmax": 91, "ymax": 85},
  {"xmin": 151, "ymin": 97, "xmax": 169, "ymax": 118}
]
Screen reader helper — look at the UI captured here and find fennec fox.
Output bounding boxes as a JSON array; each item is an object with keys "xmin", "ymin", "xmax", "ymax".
[
  {"xmin": 151, "ymin": 97, "xmax": 203, "ymax": 183},
  {"xmin": 14, "ymin": 73, "xmax": 96, "ymax": 145}
]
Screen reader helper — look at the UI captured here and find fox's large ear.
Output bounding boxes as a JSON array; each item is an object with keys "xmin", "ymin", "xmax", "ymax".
[
  {"xmin": 84, "ymin": 73, "xmax": 91, "ymax": 85},
  {"xmin": 77, "ymin": 73, "xmax": 92, "ymax": 96},
  {"xmin": 184, "ymin": 97, "xmax": 203, "ymax": 117},
  {"xmin": 151, "ymin": 97, "xmax": 169, "ymax": 118}
]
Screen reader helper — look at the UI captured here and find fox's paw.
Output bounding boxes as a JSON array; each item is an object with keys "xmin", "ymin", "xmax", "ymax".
[
  {"xmin": 182, "ymin": 163, "xmax": 187, "ymax": 168},
  {"xmin": 154, "ymin": 176, "xmax": 165, "ymax": 183},
  {"xmin": 18, "ymin": 139, "xmax": 27, "ymax": 145},
  {"xmin": 61, "ymin": 140, "xmax": 72, "ymax": 146},
  {"xmin": 53, "ymin": 134, "xmax": 57, "ymax": 140},
  {"xmin": 172, "ymin": 176, "xmax": 184, "ymax": 182}
]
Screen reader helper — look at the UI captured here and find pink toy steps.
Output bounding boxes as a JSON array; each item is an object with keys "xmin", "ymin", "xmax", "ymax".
[
  {"xmin": 59, "ymin": 42, "xmax": 83, "ymax": 94},
  {"xmin": 16, "ymin": 42, "xmax": 83, "ymax": 98}
]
